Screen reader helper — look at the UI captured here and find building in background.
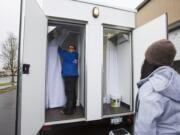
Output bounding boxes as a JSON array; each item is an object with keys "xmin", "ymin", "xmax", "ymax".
[{"xmin": 136, "ymin": 0, "xmax": 180, "ymax": 72}]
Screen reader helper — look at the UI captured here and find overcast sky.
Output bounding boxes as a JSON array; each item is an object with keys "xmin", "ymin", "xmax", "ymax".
[
  {"xmin": 0, "ymin": 0, "xmax": 143, "ymax": 69},
  {"xmin": 0, "ymin": 0, "xmax": 21, "ymax": 43},
  {"xmin": 0, "ymin": 0, "xmax": 21, "ymax": 69}
]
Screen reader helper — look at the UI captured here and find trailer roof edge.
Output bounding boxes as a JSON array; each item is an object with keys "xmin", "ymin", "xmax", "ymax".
[{"xmin": 71, "ymin": 0, "xmax": 137, "ymax": 13}]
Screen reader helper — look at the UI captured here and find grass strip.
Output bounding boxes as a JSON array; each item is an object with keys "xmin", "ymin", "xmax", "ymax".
[
  {"xmin": 0, "ymin": 82, "xmax": 16, "ymax": 86},
  {"xmin": 0, "ymin": 86, "xmax": 16, "ymax": 93}
]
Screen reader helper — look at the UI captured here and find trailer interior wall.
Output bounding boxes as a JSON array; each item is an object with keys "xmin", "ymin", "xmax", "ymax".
[
  {"xmin": 45, "ymin": 22, "xmax": 86, "ymax": 123},
  {"xmin": 102, "ymin": 28, "xmax": 132, "ymax": 117},
  {"xmin": 42, "ymin": 0, "xmax": 135, "ymax": 121}
]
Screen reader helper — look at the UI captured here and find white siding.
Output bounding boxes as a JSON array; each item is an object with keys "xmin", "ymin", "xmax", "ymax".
[{"xmin": 169, "ymin": 28, "xmax": 180, "ymax": 61}]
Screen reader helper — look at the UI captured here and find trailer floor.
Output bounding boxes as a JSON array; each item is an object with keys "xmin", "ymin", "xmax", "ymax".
[
  {"xmin": 103, "ymin": 103, "xmax": 130, "ymax": 116},
  {"xmin": 45, "ymin": 106, "xmax": 84, "ymax": 122}
]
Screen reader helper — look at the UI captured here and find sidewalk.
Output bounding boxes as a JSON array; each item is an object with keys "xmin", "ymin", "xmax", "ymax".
[
  {"xmin": 0, "ymin": 85, "xmax": 15, "ymax": 90},
  {"xmin": 0, "ymin": 84, "xmax": 17, "ymax": 94}
]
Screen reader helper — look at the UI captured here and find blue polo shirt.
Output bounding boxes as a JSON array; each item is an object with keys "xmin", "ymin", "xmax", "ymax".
[{"xmin": 58, "ymin": 48, "xmax": 78, "ymax": 77}]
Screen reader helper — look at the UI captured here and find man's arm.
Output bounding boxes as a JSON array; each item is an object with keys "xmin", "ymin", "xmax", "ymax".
[
  {"xmin": 134, "ymin": 91, "xmax": 164, "ymax": 135},
  {"xmin": 58, "ymin": 46, "xmax": 65, "ymax": 57}
]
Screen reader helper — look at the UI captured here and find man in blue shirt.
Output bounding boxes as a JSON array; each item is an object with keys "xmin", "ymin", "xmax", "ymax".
[{"xmin": 58, "ymin": 43, "xmax": 78, "ymax": 115}]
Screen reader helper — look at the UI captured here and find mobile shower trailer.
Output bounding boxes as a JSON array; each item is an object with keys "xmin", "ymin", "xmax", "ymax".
[{"xmin": 17, "ymin": 0, "xmax": 168, "ymax": 135}]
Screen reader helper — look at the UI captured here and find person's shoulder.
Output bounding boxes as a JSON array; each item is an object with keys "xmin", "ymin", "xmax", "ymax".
[
  {"xmin": 62, "ymin": 49, "xmax": 68, "ymax": 53},
  {"xmin": 139, "ymin": 81, "xmax": 163, "ymax": 102}
]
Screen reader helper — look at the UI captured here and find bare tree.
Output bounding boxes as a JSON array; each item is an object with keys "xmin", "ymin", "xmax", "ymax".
[{"xmin": 0, "ymin": 33, "xmax": 18, "ymax": 82}]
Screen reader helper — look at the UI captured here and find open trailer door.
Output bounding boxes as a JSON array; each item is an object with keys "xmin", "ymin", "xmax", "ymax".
[
  {"xmin": 17, "ymin": 0, "xmax": 47, "ymax": 135},
  {"xmin": 132, "ymin": 14, "xmax": 168, "ymax": 111}
]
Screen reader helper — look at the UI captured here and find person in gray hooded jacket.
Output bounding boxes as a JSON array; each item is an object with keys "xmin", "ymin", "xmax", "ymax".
[{"xmin": 134, "ymin": 39, "xmax": 180, "ymax": 135}]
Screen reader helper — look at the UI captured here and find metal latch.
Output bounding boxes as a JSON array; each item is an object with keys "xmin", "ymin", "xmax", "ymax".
[{"xmin": 23, "ymin": 64, "xmax": 30, "ymax": 74}]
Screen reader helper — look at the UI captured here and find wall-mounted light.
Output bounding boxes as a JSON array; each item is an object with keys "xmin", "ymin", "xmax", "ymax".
[{"xmin": 92, "ymin": 7, "xmax": 99, "ymax": 18}]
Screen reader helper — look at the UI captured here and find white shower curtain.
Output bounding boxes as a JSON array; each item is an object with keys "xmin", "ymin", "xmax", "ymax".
[
  {"xmin": 46, "ymin": 30, "xmax": 69, "ymax": 108},
  {"xmin": 104, "ymin": 40, "xmax": 121, "ymax": 104}
]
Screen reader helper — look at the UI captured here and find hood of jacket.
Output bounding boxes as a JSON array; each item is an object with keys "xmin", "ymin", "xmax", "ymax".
[{"xmin": 137, "ymin": 66, "xmax": 180, "ymax": 102}]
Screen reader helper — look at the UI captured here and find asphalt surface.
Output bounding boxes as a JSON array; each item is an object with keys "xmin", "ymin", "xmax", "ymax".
[
  {"xmin": 0, "ymin": 90, "xmax": 16, "ymax": 135},
  {"xmin": 0, "ymin": 91, "xmax": 133, "ymax": 135}
]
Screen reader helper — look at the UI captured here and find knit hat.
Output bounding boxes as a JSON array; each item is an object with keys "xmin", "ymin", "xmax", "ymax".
[{"xmin": 145, "ymin": 39, "xmax": 176, "ymax": 66}]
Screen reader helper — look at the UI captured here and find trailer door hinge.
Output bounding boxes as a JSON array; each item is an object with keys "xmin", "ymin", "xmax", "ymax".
[{"xmin": 23, "ymin": 64, "xmax": 30, "ymax": 74}]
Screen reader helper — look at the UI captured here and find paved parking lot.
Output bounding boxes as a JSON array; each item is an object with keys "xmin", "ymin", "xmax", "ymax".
[{"xmin": 0, "ymin": 90, "xmax": 16, "ymax": 135}]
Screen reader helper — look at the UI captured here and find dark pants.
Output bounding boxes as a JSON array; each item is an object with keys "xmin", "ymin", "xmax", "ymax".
[{"xmin": 64, "ymin": 76, "xmax": 78, "ymax": 111}]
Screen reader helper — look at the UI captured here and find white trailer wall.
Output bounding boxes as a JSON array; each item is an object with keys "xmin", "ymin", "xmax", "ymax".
[
  {"xmin": 169, "ymin": 28, "xmax": 180, "ymax": 61},
  {"xmin": 18, "ymin": 0, "xmax": 169, "ymax": 134},
  {"xmin": 42, "ymin": 0, "xmax": 135, "ymax": 121}
]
